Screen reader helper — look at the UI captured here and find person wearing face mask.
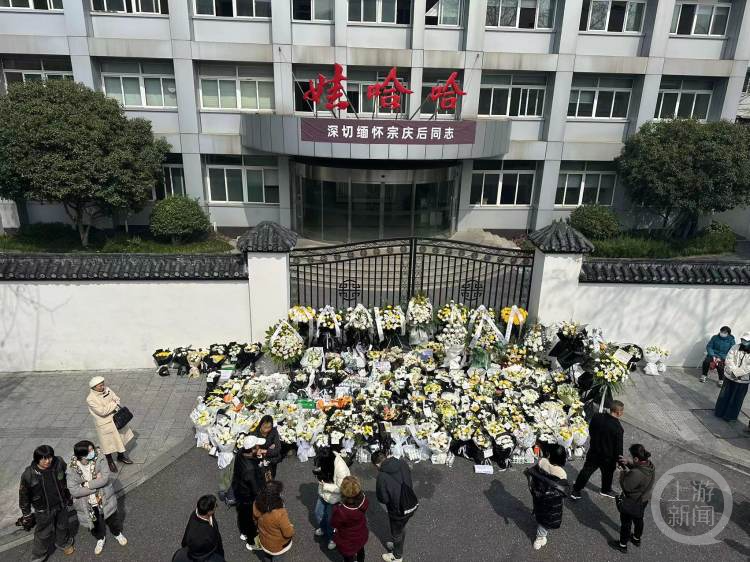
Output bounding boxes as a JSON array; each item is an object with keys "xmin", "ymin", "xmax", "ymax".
[
  {"xmin": 232, "ymin": 435, "xmax": 266, "ymax": 551},
  {"xmin": 714, "ymin": 332, "xmax": 750, "ymax": 422},
  {"xmin": 66, "ymin": 440, "xmax": 127, "ymax": 555},
  {"xmin": 701, "ymin": 326, "xmax": 735, "ymax": 385}
]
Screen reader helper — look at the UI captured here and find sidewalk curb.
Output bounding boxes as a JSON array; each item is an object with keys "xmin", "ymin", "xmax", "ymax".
[
  {"xmin": 623, "ymin": 415, "xmax": 750, "ymax": 475},
  {"xmin": 0, "ymin": 432, "xmax": 197, "ymax": 553}
]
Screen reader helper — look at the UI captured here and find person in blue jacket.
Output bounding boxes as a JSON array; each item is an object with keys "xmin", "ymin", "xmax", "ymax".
[{"xmin": 701, "ymin": 326, "xmax": 735, "ymax": 385}]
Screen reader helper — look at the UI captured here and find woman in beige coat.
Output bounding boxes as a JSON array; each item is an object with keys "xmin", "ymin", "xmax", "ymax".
[{"xmin": 87, "ymin": 376, "xmax": 133, "ymax": 473}]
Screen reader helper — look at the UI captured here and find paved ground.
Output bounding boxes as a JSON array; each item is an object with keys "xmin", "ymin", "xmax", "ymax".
[
  {"xmin": 620, "ymin": 367, "xmax": 750, "ymax": 469},
  {"xmin": 3, "ymin": 421, "xmax": 749, "ymax": 562},
  {"xmin": 0, "ymin": 370, "xmax": 203, "ymax": 533}
]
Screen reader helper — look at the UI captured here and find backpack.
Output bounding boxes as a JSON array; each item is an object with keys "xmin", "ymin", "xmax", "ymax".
[{"xmin": 397, "ymin": 479, "xmax": 419, "ymax": 516}]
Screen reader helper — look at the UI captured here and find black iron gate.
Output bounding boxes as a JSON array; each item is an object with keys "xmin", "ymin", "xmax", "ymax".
[{"xmin": 289, "ymin": 238, "xmax": 534, "ymax": 311}]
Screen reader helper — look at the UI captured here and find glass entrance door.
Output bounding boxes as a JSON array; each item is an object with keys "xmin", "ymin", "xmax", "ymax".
[{"xmin": 295, "ymin": 162, "xmax": 458, "ymax": 242}]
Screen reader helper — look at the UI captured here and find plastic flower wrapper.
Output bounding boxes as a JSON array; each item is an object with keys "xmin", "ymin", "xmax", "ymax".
[
  {"xmin": 593, "ymin": 353, "xmax": 629, "ymax": 393},
  {"xmin": 300, "ymin": 347, "xmax": 324, "ymax": 371},
  {"xmin": 277, "ymin": 424, "xmax": 297, "ymax": 445},
  {"xmin": 427, "ymin": 431, "xmax": 451, "ymax": 454},
  {"xmin": 190, "ymin": 405, "xmax": 216, "ymax": 449},
  {"xmin": 407, "ymin": 294, "xmax": 433, "ymax": 345},
  {"xmin": 522, "ymin": 324, "xmax": 548, "ymax": 365},
  {"xmin": 570, "ymin": 416, "xmax": 589, "ymax": 447},
  {"xmin": 187, "ymin": 349, "xmax": 208, "ymax": 379},
  {"xmin": 644, "ymin": 345, "xmax": 670, "ymax": 375},
  {"xmin": 556, "ymin": 383, "xmax": 579, "ymax": 406},
  {"xmin": 504, "ymin": 344, "xmax": 527, "ymax": 365},
  {"xmin": 513, "ymin": 423, "xmax": 537, "ymax": 450},
  {"xmin": 209, "ymin": 426, "xmax": 237, "ymax": 469},
  {"xmin": 556, "ymin": 426, "xmax": 574, "ymax": 449},
  {"xmin": 265, "ymin": 321, "xmax": 305, "ymax": 367}
]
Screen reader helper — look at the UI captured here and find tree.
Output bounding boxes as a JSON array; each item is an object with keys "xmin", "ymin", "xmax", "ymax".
[
  {"xmin": 0, "ymin": 80, "xmax": 170, "ymax": 246},
  {"xmin": 615, "ymin": 119, "xmax": 750, "ymax": 237}
]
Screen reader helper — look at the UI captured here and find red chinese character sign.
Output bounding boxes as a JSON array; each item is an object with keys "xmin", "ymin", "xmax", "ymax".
[
  {"xmin": 302, "ymin": 63, "xmax": 349, "ymax": 111},
  {"xmin": 366, "ymin": 67, "xmax": 413, "ymax": 111},
  {"xmin": 428, "ymin": 71, "xmax": 466, "ymax": 111}
]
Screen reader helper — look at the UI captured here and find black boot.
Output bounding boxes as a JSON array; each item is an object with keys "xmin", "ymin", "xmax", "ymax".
[
  {"xmin": 106, "ymin": 454, "xmax": 118, "ymax": 473},
  {"xmin": 117, "ymin": 452, "xmax": 133, "ymax": 465}
]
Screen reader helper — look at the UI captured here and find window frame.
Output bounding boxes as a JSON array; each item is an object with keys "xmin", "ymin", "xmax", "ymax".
[
  {"xmin": 101, "ymin": 63, "xmax": 177, "ymax": 109},
  {"xmin": 0, "ymin": 0, "xmax": 63, "ymax": 9},
  {"xmin": 200, "ymin": 69, "xmax": 275, "ymax": 112},
  {"xmin": 1, "ymin": 59, "xmax": 73, "ymax": 91},
  {"xmin": 425, "ymin": 0, "xmax": 463, "ymax": 27},
  {"xmin": 555, "ymin": 165, "xmax": 617, "ymax": 207},
  {"xmin": 478, "ymin": 75, "xmax": 546, "ymax": 118},
  {"xmin": 580, "ymin": 0, "xmax": 646, "ymax": 33},
  {"xmin": 567, "ymin": 77, "xmax": 632, "ymax": 120},
  {"xmin": 346, "ymin": 72, "xmax": 411, "ymax": 117},
  {"xmin": 348, "ymin": 0, "xmax": 411, "ymax": 24},
  {"xmin": 470, "ymin": 168, "xmax": 536, "ymax": 207},
  {"xmin": 653, "ymin": 80, "xmax": 712, "ymax": 121},
  {"xmin": 485, "ymin": 0, "xmax": 556, "ymax": 30},
  {"xmin": 192, "ymin": 0, "xmax": 271, "ymax": 18},
  {"xmin": 153, "ymin": 164, "xmax": 186, "ymax": 200},
  {"xmin": 90, "ymin": 0, "xmax": 169, "ymax": 13},
  {"xmin": 206, "ymin": 164, "xmax": 279, "ymax": 205},
  {"xmin": 670, "ymin": 2, "xmax": 730, "ymax": 37},
  {"xmin": 420, "ymin": 75, "xmax": 464, "ymax": 118},
  {"xmin": 291, "ymin": 0, "xmax": 333, "ymax": 22}
]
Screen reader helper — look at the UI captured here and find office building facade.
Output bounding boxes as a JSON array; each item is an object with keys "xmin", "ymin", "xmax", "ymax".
[{"xmin": 1, "ymin": 0, "xmax": 748, "ymax": 240}]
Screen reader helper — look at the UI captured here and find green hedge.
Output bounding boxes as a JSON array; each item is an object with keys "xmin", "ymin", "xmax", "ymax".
[
  {"xmin": 150, "ymin": 196, "xmax": 211, "ymax": 243},
  {"xmin": 569, "ymin": 205, "xmax": 620, "ymax": 240}
]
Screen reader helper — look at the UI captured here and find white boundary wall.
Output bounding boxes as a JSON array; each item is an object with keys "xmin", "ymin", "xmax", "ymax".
[
  {"xmin": 0, "ymin": 281, "xmax": 251, "ymax": 372},
  {"xmin": 529, "ymin": 251, "xmax": 750, "ymax": 367}
]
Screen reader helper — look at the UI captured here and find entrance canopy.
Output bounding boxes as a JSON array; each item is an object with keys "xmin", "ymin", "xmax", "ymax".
[{"xmin": 241, "ymin": 114, "xmax": 511, "ymax": 160}]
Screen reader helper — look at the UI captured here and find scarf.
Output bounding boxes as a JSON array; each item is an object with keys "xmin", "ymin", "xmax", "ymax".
[{"xmin": 70, "ymin": 452, "xmax": 104, "ymax": 521}]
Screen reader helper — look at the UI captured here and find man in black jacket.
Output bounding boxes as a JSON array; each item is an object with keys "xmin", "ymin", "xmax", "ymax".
[
  {"xmin": 372, "ymin": 451, "xmax": 417, "ymax": 562},
  {"xmin": 570, "ymin": 400, "xmax": 625, "ymax": 500},
  {"xmin": 232, "ymin": 436, "xmax": 266, "ymax": 551},
  {"xmin": 174, "ymin": 495, "xmax": 225, "ymax": 562},
  {"xmin": 19, "ymin": 445, "xmax": 75, "ymax": 561}
]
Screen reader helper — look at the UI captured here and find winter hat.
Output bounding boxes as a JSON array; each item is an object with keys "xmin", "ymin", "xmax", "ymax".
[
  {"xmin": 740, "ymin": 332, "xmax": 750, "ymax": 342},
  {"xmin": 340, "ymin": 475, "xmax": 362, "ymax": 499},
  {"xmin": 89, "ymin": 376, "xmax": 105, "ymax": 389},
  {"xmin": 242, "ymin": 435, "xmax": 265, "ymax": 450}
]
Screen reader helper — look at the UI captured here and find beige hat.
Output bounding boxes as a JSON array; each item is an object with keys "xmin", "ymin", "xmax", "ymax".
[
  {"xmin": 89, "ymin": 376, "xmax": 105, "ymax": 388},
  {"xmin": 741, "ymin": 332, "xmax": 750, "ymax": 341},
  {"xmin": 242, "ymin": 435, "xmax": 265, "ymax": 449}
]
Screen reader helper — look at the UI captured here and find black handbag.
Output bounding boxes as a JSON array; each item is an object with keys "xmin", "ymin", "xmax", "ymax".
[{"xmin": 113, "ymin": 406, "xmax": 133, "ymax": 430}]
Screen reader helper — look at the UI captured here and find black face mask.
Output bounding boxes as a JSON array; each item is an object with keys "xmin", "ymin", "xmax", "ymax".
[{"xmin": 741, "ymin": 342, "xmax": 750, "ymax": 351}]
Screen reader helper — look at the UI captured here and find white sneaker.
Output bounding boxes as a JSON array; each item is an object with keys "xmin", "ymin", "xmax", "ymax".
[
  {"xmin": 239, "ymin": 534, "xmax": 247, "ymax": 541},
  {"xmin": 327, "ymin": 540, "xmax": 336, "ymax": 550},
  {"xmin": 382, "ymin": 554, "xmax": 402, "ymax": 562},
  {"xmin": 94, "ymin": 539, "xmax": 105, "ymax": 555},
  {"xmin": 114, "ymin": 534, "xmax": 127, "ymax": 546},
  {"xmin": 314, "ymin": 528, "xmax": 324, "ymax": 537},
  {"xmin": 533, "ymin": 536, "xmax": 547, "ymax": 550}
]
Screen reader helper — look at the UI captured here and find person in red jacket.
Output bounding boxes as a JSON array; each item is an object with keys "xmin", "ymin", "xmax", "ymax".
[{"xmin": 331, "ymin": 476, "xmax": 369, "ymax": 562}]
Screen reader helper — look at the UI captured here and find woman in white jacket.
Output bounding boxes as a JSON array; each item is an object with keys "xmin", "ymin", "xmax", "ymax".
[
  {"xmin": 313, "ymin": 447, "xmax": 350, "ymax": 551},
  {"xmin": 715, "ymin": 332, "xmax": 750, "ymax": 422}
]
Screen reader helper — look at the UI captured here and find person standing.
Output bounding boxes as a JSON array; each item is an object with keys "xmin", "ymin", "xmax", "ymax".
[
  {"xmin": 570, "ymin": 400, "xmax": 624, "ymax": 500},
  {"xmin": 611, "ymin": 444, "xmax": 656, "ymax": 553},
  {"xmin": 255, "ymin": 415, "xmax": 282, "ymax": 480},
  {"xmin": 86, "ymin": 376, "xmax": 133, "ymax": 473},
  {"xmin": 174, "ymin": 495, "xmax": 225, "ymax": 562},
  {"xmin": 524, "ymin": 445, "xmax": 569, "ymax": 551},
  {"xmin": 701, "ymin": 326, "xmax": 735, "ymax": 384},
  {"xmin": 253, "ymin": 480, "xmax": 295, "ymax": 561},
  {"xmin": 331, "ymin": 476, "xmax": 369, "ymax": 562},
  {"xmin": 314, "ymin": 447, "xmax": 350, "ymax": 551},
  {"xmin": 714, "ymin": 333, "xmax": 750, "ymax": 421},
  {"xmin": 372, "ymin": 450, "xmax": 418, "ymax": 562},
  {"xmin": 232, "ymin": 435, "xmax": 266, "ymax": 551},
  {"xmin": 66, "ymin": 440, "xmax": 127, "ymax": 555},
  {"xmin": 19, "ymin": 445, "xmax": 75, "ymax": 561}
]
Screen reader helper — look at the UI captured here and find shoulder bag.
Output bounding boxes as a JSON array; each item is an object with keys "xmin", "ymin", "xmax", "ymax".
[{"xmin": 113, "ymin": 406, "xmax": 133, "ymax": 430}]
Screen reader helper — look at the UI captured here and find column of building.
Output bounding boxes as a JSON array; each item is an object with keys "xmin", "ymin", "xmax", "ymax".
[{"xmin": 62, "ymin": 0, "xmax": 95, "ymax": 87}]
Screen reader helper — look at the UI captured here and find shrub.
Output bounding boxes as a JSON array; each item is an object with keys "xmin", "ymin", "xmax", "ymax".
[
  {"xmin": 593, "ymin": 236, "xmax": 672, "ymax": 258},
  {"xmin": 569, "ymin": 205, "xmax": 620, "ymax": 240},
  {"xmin": 149, "ymin": 197, "xmax": 211, "ymax": 244}
]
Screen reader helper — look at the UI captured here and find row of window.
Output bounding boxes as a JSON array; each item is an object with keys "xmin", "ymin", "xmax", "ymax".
[
  {"xmin": 4, "ymin": 0, "xmax": 732, "ymax": 38},
  {"xmin": 470, "ymin": 161, "xmax": 616, "ymax": 207}
]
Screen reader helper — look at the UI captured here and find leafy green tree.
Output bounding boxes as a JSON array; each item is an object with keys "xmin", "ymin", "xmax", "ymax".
[
  {"xmin": 615, "ymin": 119, "xmax": 750, "ymax": 237},
  {"xmin": 0, "ymin": 80, "xmax": 170, "ymax": 246}
]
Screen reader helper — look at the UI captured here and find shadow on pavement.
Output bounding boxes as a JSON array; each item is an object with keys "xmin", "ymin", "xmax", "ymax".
[
  {"xmin": 484, "ymin": 479, "xmax": 537, "ymax": 544},
  {"xmin": 295, "ymin": 481, "xmax": 338, "ymax": 562}
]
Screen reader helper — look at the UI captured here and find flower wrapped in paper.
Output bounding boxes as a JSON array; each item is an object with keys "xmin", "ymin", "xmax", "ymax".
[
  {"xmin": 315, "ymin": 305, "xmax": 343, "ymax": 351},
  {"xmin": 235, "ymin": 343, "xmax": 263, "ymax": 372},
  {"xmin": 153, "ymin": 348, "xmax": 173, "ymax": 377},
  {"xmin": 374, "ymin": 305, "xmax": 407, "ymax": 348},
  {"xmin": 436, "ymin": 301, "xmax": 468, "ymax": 326},
  {"xmin": 190, "ymin": 404, "xmax": 216, "ymax": 449},
  {"xmin": 209, "ymin": 426, "xmax": 237, "ymax": 469},
  {"xmin": 288, "ymin": 305, "xmax": 316, "ymax": 343},
  {"xmin": 407, "ymin": 294, "xmax": 433, "ymax": 345},
  {"xmin": 344, "ymin": 304, "xmax": 374, "ymax": 347},
  {"xmin": 644, "ymin": 345, "xmax": 669, "ymax": 375},
  {"xmin": 172, "ymin": 347, "xmax": 191, "ymax": 377}
]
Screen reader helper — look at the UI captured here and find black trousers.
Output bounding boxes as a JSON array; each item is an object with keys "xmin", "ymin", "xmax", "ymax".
[
  {"xmin": 619, "ymin": 510, "xmax": 645, "ymax": 545},
  {"xmin": 91, "ymin": 506, "xmax": 122, "ymax": 540},
  {"xmin": 31, "ymin": 506, "xmax": 72, "ymax": 561},
  {"xmin": 389, "ymin": 515, "xmax": 410, "ymax": 559},
  {"xmin": 342, "ymin": 547, "xmax": 365, "ymax": 562},
  {"xmin": 702, "ymin": 356, "xmax": 725, "ymax": 380},
  {"xmin": 236, "ymin": 500, "xmax": 257, "ymax": 541},
  {"xmin": 573, "ymin": 455, "xmax": 616, "ymax": 494}
]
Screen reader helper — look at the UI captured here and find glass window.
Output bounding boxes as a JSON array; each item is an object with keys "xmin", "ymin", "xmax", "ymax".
[
  {"xmin": 144, "ymin": 77, "xmax": 163, "ymax": 106},
  {"xmin": 425, "ymin": 0, "xmax": 461, "ymax": 26},
  {"xmin": 219, "ymin": 80, "xmax": 237, "ymax": 108},
  {"xmin": 122, "ymin": 77, "xmax": 141, "ymax": 106},
  {"xmin": 589, "ymin": 0, "xmax": 608, "ymax": 30},
  {"xmin": 240, "ymin": 81, "xmax": 257, "ymax": 109},
  {"xmin": 226, "ymin": 169, "xmax": 244, "ymax": 201},
  {"xmin": 202, "ymin": 80, "xmax": 219, "ymax": 108},
  {"xmin": 607, "ymin": 1, "xmax": 626, "ymax": 32},
  {"xmin": 478, "ymin": 75, "xmax": 545, "ymax": 117},
  {"xmin": 246, "ymin": 170, "xmax": 264, "ymax": 202},
  {"xmin": 314, "ymin": 0, "xmax": 332, "ymax": 20},
  {"xmin": 563, "ymin": 174, "xmax": 582, "ymax": 205},
  {"xmin": 694, "ymin": 5, "xmax": 712, "ymax": 34},
  {"xmin": 536, "ymin": 0, "xmax": 554, "ymax": 28},
  {"xmin": 582, "ymin": 174, "xmax": 600, "ymax": 204},
  {"xmin": 711, "ymin": 5, "xmax": 729, "ymax": 35},
  {"xmin": 568, "ymin": 76, "xmax": 631, "ymax": 119},
  {"xmin": 499, "ymin": 0, "xmax": 518, "ymax": 26},
  {"xmin": 577, "ymin": 91, "xmax": 595, "ymax": 116},
  {"xmin": 470, "ymin": 174, "xmax": 483, "ymax": 204},
  {"xmin": 624, "ymin": 1, "xmax": 643, "ymax": 31},
  {"xmin": 516, "ymin": 173, "xmax": 534, "ymax": 204},
  {"xmin": 163, "ymin": 78, "xmax": 177, "ymax": 106},
  {"xmin": 556, "ymin": 166, "xmax": 616, "ymax": 206},
  {"xmin": 103, "ymin": 76, "xmax": 124, "ymax": 104},
  {"xmin": 486, "ymin": 0, "xmax": 500, "ymax": 25},
  {"xmin": 482, "ymin": 174, "xmax": 499, "ymax": 205},
  {"xmin": 257, "ymin": 82, "xmax": 274, "ymax": 109},
  {"xmin": 195, "ymin": 0, "xmax": 213, "ymax": 14},
  {"xmin": 470, "ymin": 167, "xmax": 535, "ymax": 206},
  {"xmin": 581, "ymin": 0, "xmax": 645, "ymax": 32},
  {"xmin": 594, "ymin": 90, "xmax": 614, "ymax": 117},
  {"xmin": 499, "ymin": 174, "xmax": 517, "ymax": 204},
  {"xmin": 671, "ymin": 3, "xmax": 728, "ymax": 36},
  {"xmin": 598, "ymin": 174, "xmax": 615, "ymax": 205},
  {"xmin": 654, "ymin": 79, "xmax": 712, "ymax": 120},
  {"xmin": 209, "ymin": 168, "xmax": 226, "ymax": 201},
  {"xmin": 612, "ymin": 91, "xmax": 629, "ymax": 117}
]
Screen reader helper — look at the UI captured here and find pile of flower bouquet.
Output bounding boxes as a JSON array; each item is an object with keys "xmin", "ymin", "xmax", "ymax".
[{"xmin": 166, "ymin": 297, "xmax": 640, "ymax": 472}]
